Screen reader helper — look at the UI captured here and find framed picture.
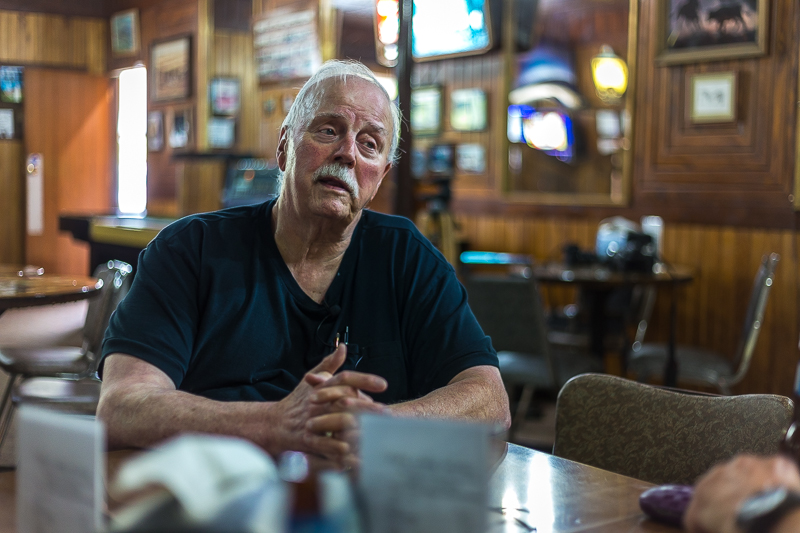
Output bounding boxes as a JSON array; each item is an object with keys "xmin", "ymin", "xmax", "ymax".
[
  {"xmin": 168, "ymin": 107, "xmax": 193, "ymax": 150},
  {"xmin": 151, "ymin": 36, "xmax": 192, "ymax": 102},
  {"xmin": 0, "ymin": 109, "xmax": 13, "ymax": 139},
  {"xmin": 208, "ymin": 117, "xmax": 236, "ymax": 149},
  {"xmin": 209, "ymin": 78, "xmax": 240, "ymax": 116},
  {"xmin": 657, "ymin": 0, "xmax": 768, "ymax": 65},
  {"xmin": 456, "ymin": 143, "xmax": 486, "ymax": 173},
  {"xmin": 688, "ymin": 71, "xmax": 737, "ymax": 123},
  {"xmin": 110, "ymin": 9, "xmax": 140, "ymax": 57},
  {"xmin": 450, "ymin": 88, "xmax": 487, "ymax": 132},
  {"xmin": 0, "ymin": 66, "xmax": 23, "ymax": 103},
  {"xmin": 410, "ymin": 86, "xmax": 442, "ymax": 136},
  {"xmin": 147, "ymin": 110, "xmax": 164, "ymax": 151},
  {"xmin": 253, "ymin": 8, "xmax": 321, "ymax": 83}
]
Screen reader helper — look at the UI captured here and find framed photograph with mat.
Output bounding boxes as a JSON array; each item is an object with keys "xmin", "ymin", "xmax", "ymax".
[
  {"xmin": 688, "ymin": 71, "xmax": 737, "ymax": 123},
  {"xmin": 657, "ymin": 0, "xmax": 768, "ymax": 65},
  {"xmin": 168, "ymin": 106, "xmax": 193, "ymax": 150},
  {"xmin": 151, "ymin": 35, "xmax": 192, "ymax": 102}
]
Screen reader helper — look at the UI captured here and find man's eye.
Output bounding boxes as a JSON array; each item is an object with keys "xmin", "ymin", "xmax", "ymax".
[{"xmin": 319, "ymin": 127, "xmax": 335, "ymax": 136}]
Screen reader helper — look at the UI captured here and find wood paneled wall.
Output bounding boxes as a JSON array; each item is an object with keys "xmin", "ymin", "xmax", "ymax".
[
  {"xmin": 0, "ymin": 10, "xmax": 106, "ymax": 74},
  {"xmin": 130, "ymin": 0, "xmax": 201, "ymax": 217},
  {"xmin": 457, "ymin": 213, "xmax": 799, "ymax": 396},
  {"xmin": 0, "ymin": 9, "xmax": 107, "ymax": 268},
  {"xmin": 444, "ymin": 0, "xmax": 800, "ymax": 397},
  {"xmin": 0, "ymin": 141, "xmax": 23, "ymax": 263},
  {"xmin": 414, "ymin": 54, "xmax": 504, "ymax": 196},
  {"xmin": 24, "ymin": 69, "xmax": 112, "ymax": 275},
  {"xmin": 213, "ymin": 30, "xmax": 259, "ymax": 154},
  {"xmin": 633, "ymin": 0, "xmax": 798, "ymax": 228}
]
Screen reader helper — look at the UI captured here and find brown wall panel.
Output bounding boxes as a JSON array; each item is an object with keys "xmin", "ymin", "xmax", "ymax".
[
  {"xmin": 0, "ymin": 10, "xmax": 106, "ymax": 74},
  {"xmin": 178, "ymin": 159, "xmax": 225, "ymax": 215},
  {"xmin": 24, "ymin": 68, "xmax": 111, "ymax": 275},
  {"xmin": 0, "ymin": 141, "xmax": 23, "ymax": 264}
]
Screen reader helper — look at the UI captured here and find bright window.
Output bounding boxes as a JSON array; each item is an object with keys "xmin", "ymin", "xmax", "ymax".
[{"xmin": 117, "ymin": 67, "xmax": 147, "ymax": 216}]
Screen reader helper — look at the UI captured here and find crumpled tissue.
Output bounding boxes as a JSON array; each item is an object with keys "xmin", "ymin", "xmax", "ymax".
[{"xmin": 108, "ymin": 434, "xmax": 287, "ymax": 533}]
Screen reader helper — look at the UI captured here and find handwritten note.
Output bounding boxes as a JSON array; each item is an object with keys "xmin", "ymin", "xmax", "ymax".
[
  {"xmin": 17, "ymin": 406, "xmax": 104, "ymax": 533},
  {"xmin": 359, "ymin": 414, "xmax": 489, "ymax": 533}
]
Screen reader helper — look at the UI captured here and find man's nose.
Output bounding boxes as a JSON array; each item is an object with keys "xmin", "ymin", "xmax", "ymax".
[{"xmin": 333, "ymin": 134, "xmax": 356, "ymax": 167}]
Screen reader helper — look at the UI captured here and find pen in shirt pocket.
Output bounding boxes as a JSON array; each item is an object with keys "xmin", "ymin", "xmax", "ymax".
[{"xmin": 343, "ymin": 326, "xmax": 363, "ymax": 368}]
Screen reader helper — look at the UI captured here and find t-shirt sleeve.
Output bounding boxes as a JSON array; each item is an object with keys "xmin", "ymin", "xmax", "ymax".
[
  {"xmin": 99, "ymin": 231, "xmax": 201, "ymax": 387},
  {"xmin": 403, "ymin": 251, "xmax": 498, "ymax": 397}
]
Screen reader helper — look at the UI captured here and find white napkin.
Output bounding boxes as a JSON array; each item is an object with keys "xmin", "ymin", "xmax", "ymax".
[{"xmin": 111, "ymin": 434, "xmax": 279, "ymax": 522}]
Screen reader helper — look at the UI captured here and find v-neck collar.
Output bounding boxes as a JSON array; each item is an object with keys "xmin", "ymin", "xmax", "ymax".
[{"xmin": 261, "ymin": 198, "xmax": 362, "ymax": 313}]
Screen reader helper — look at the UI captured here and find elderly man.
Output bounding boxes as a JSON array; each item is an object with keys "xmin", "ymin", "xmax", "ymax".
[{"xmin": 97, "ymin": 60, "xmax": 510, "ymax": 466}]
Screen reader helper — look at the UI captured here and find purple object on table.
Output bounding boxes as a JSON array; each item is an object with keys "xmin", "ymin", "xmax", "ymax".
[{"xmin": 639, "ymin": 484, "xmax": 694, "ymax": 528}]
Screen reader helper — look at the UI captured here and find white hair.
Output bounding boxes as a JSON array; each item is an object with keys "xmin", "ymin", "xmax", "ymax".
[{"xmin": 281, "ymin": 60, "xmax": 401, "ymax": 164}]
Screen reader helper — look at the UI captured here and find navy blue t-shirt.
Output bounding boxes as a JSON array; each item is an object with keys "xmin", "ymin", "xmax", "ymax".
[{"xmin": 100, "ymin": 200, "xmax": 498, "ymax": 404}]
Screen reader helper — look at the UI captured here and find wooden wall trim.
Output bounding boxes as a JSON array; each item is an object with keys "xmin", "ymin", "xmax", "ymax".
[
  {"xmin": 0, "ymin": 0, "xmax": 105, "ymax": 17},
  {"xmin": 452, "ymin": 196, "xmax": 800, "ymax": 231}
]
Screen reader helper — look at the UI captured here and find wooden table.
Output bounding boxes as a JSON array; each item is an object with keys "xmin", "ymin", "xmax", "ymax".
[
  {"xmin": 0, "ymin": 267, "xmax": 101, "ymax": 314},
  {"xmin": 532, "ymin": 262, "xmax": 694, "ymax": 387},
  {"xmin": 0, "ymin": 444, "xmax": 676, "ymax": 532}
]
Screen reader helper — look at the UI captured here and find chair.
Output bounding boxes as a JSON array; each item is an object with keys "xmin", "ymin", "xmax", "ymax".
[
  {"xmin": 461, "ymin": 272, "xmax": 603, "ymax": 436},
  {"xmin": 627, "ymin": 253, "xmax": 779, "ymax": 394},
  {"xmin": 0, "ymin": 260, "xmax": 132, "ymax": 446},
  {"xmin": 553, "ymin": 373, "xmax": 793, "ymax": 485}
]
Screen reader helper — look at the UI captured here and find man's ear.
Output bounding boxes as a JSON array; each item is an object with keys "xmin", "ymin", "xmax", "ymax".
[{"xmin": 277, "ymin": 126, "xmax": 289, "ymax": 171}]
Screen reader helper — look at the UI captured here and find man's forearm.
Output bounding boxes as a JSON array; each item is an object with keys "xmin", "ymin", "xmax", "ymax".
[
  {"xmin": 388, "ymin": 366, "xmax": 511, "ymax": 429},
  {"xmin": 98, "ymin": 348, "xmax": 383, "ymax": 460},
  {"xmin": 97, "ymin": 384, "xmax": 287, "ymax": 455}
]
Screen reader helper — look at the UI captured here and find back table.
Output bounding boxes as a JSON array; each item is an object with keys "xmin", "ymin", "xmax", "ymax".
[
  {"xmin": 0, "ymin": 266, "xmax": 101, "ymax": 314},
  {"xmin": 533, "ymin": 262, "xmax": 694, "ymax": 387},
  {"xmin": 0, "ymin": 443, "xmax": 676, "ymax": 532}
]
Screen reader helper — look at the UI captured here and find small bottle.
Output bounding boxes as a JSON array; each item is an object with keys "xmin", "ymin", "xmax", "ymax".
[
  {"xmin": 780, "ymin": 362, "xmax": 800, "ymax": 461},
  {"xmin": 279, "ymin": 451, "xmax": 339, "ymax": 533}
]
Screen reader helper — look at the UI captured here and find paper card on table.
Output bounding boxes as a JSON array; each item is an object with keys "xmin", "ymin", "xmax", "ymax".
[
  {"xmin": 17, "ymin": 406, "xmax": 104, "ymax": 533},
  {"xmin": 359, "ymin": 414, "xmax": 489, "ymax": 533}
]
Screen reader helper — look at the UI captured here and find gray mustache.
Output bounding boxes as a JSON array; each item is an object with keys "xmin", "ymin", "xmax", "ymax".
[{"xmin": 313, "ymin": 164, "xmax": 360, "ymax": 198}]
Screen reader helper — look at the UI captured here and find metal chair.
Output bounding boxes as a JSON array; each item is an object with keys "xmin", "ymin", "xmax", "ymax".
[
  {"xmin": 553, "ymin": 373, "xmax": 793, "ymax": 485},
  {"xmin": 627, "ymin": 253, "xmax": 779, "ymax": 394},
  {"xmin": 0, "ymin": 260, "xmax": 132, "ymax": 447},
  {"xmin": 461, "ymin": 272, "xmax": 603, "ymax": 437}
]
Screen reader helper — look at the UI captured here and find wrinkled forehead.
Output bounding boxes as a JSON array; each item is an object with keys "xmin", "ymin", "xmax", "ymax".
[{"xmin": 302, "ymin": 76, "xmax": 393, "ymax": 129}]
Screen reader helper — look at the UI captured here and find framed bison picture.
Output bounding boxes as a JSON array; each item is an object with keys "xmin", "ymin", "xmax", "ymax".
[{"xmin": 657, "ymin": 0, "xmax": 768, "ymax": 65}]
